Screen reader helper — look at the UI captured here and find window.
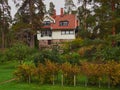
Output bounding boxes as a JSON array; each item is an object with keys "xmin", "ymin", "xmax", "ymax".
[
  {"xmin": 41, "ymin": 30, "xmax": 52, "ymax": 37},
  {"xmin": 44, "ymin": 21, "xmax": 51, "ymax": 26},
  {"xmin": 59, "ymin": 21, "xmax": 69, "ymax": 26},
  {"xmin": 61, "ymin": 31, "xmax": 66, "ymax": 34},
  {"xmin": 66, "ymin": 31, "xmax": 69, "ymax": 34},
  {"xmin": 70, "ymin": 31, "xmax": 74, "ymax": 34},
  {"xmin": 61, "ymin": 30, "xmax": 74, "ymax": 35}
]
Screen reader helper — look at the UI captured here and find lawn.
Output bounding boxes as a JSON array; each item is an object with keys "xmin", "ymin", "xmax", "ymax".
[
  {"xmin": 0, "ymin": 61, "xmax": 119, "ymax": 90},
  {"xmin": 0, "ymin": 61, "xmax": 17, "ymax": 82}
]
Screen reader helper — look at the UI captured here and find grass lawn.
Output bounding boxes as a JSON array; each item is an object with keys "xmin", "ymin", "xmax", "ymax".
[
  {"xmin": 1, "ymin": 82, "xmax": 119, "ymax": 90},
  {"xmin": 0, "ymin": 61, "xmax": 18, "ymax": 82},
  {"xmin": 0, "ymin": 61, "xmax": 119, "ymax": 90}
]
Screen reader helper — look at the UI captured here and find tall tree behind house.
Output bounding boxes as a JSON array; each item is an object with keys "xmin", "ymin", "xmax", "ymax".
[
  {"xmin": 48, "ymin": 2, "xmax": 55, "ymax": 16},
  {"xmin": 77, "ymin": 0, "xmax": 120, "ymax": 39},
  {"xmin": 0, "ymin": 0, "xmax": 11, "ymax": 49},
  {"xmin": 64, "ymin": 0, "xmax": 77, "ymax": 14},
  {"xmin": 13, "ymin": 0, "xmax": 44, "ymax": 48}
]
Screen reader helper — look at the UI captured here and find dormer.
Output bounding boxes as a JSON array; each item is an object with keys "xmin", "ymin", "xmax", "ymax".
[{"xmin": 59, "ymin": 20, "xmax": 69, "ymax": 26}]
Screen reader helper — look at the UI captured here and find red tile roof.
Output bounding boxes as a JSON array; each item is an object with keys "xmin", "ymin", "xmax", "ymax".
[
  {"xmin": 42, "ymin": 14, "xmax": 78, "ymax": 30},
  {"xmin": 51, "ymin": 14, "xmax": 78, "ymax": 30}
]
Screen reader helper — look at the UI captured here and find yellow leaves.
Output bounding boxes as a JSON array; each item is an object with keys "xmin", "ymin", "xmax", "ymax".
[
  {"xmin": 60, "ymin": 62, "xmax": 80, "ymax": 79},
  {"xmin": 71, "ymin": 64, "xmax": 80, "ymax": 75},
  {"xmin": 14, "ymin": 64, "xmax": 35, "ymax": 83},
  {"xmin": 37, "ymin": 63, "xmax": 46, "ymax": 75},
  {"xmin": 81, "ymin": 61, "xmax": 120, "ymax": 86},
  {"xmin": 45, "ymin": 60, "xmax": 58, "ymax": 74},
  {"xmin": 14, "ymin": 60, "xmax": 120, "ymax": 86}
]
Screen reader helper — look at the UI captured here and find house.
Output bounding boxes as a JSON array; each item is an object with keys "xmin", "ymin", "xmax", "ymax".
[{"xmin": 37, "ymin": 8, "xmax": 79, "ymax": 48}]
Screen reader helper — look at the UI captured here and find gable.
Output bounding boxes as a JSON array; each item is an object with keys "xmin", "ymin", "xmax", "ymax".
[{"xmin": 43, "ymin": 15, "xmax": 55, "ymax": 23}]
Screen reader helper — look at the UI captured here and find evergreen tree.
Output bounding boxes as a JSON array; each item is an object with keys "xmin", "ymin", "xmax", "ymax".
[
  {"xmin": 0, "ymin": 0, "xmax": 11, "ymax": 49},
  {"xmin": 48, "ymin": 2, "xmax": 55, "ymax": 16},
  {"xmin": 93, "ymin": 0, "xmax": 120, "ymax": 39},
  {"xmin": 13, "ymin": 0, "xmax": 44, "ymax": 48},
  {"xmin": 64, "ymin": 0, "xmax": 77, "ymax": 14}
]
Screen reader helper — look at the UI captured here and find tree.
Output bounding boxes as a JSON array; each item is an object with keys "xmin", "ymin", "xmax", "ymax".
[
  {"xmin": 64, "ymin": 0, "xmax": 77, "ymax": 14},
  {"xmin": 13, "ymin": 0, "xmax": 44, "ymax": 48},
  {"xmin": 48, "ymin": 2, "xmax": 55, "ymax": 16},
  {"xmin": 6, "ymin": 43, "xmax": 34, "ymax": 64},
  {"xmin": 0, "ymin": 0, "xmax": 11, "ymax": 49}
]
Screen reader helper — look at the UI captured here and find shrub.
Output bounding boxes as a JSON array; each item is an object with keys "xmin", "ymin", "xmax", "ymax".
[
  {"xmin": 14, "ymin": 64, "xmax": 35, "ymax": 83},
  {"xmin": 6, "ymin": 43, "xmax": 36, "ymax": 64}
]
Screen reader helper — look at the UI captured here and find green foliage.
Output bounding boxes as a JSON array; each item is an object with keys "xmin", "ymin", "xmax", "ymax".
[
  {"xmin": 0, "ymin": 51, "xmax": 5, "ymax": 62},
  {"xmin": 5, "ymin": 43, "xmax": 36, "ymax": 64},
  {"xmin": 63, "ymin": 52, "xmax": 80, "ymax": 64},
  {"xmin": 95, "ymin": 46, "xmax": 120, "ymax": 61},
  {"xmin": 34, "ymin": 49, "xmax": 63, "ymax": 66},
  {"xmin": 63, "ymin": 38, "xmax": 83, "ymax": 53}
]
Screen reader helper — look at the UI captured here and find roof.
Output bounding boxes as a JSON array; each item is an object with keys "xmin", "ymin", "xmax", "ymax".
[
  {"xmin": 51, "ymin": 14, "xmax": 78, "ymax": 30},
  {"xmin": 42, "ymin": 14, "xmax": 78, "ymax": 30}
]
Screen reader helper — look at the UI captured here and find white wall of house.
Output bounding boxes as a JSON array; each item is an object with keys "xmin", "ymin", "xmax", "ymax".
[
  {"xmin": 52, "ymin": 31, "xmax": 75, "ymax": 39},
  {"xmin": 37, "ymin": 30, "xmax": 75, "ymax": 40}
]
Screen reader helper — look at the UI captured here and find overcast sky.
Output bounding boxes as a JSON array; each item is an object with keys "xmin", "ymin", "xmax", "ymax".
[
  {"xmin": 43, "ymin": 0, "xmax": 78, "ymax": 14},
  {"xmin": 8, "ymin": 0, "xmax": 78, "ymax": 18}
]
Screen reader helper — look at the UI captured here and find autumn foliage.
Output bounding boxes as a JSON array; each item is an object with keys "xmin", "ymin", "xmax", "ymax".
[{"xmin": 14, "ymin": 60, "xmax": 120, "ymax": 87}]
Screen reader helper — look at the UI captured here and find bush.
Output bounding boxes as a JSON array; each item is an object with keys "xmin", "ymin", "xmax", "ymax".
[
  {"xmin": 6, "ymin": 43, "xmax": 36, "ymax": 64},
  {"xmin": 14, "ymin": 63, "xmax": 35, "ymax": 83},
  {"xmin": 63, "ymin": 38, "xmax": 83, "ymax": 53},
  {"xmin": 63, "ymin": 52, "xmax": 80, "ymax": 64},
  {"xmin": 34, "ymin": 49, "xmax": 63, "ymax": 66}
]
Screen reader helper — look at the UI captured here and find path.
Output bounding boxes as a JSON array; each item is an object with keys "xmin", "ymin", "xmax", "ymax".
[{"xmin": 0, "ymin": 78, "xmax": 16, "ymax": 85}]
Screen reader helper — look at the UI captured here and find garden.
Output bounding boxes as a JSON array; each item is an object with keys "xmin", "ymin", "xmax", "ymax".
[{"xmin": 1, "ymin": 37, "xmax": 120, "ymax": 90}]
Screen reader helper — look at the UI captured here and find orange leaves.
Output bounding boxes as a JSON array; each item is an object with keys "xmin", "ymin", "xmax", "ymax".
[
  {"xmin": 14, "ymin": 60, "xmax": 120, "ymax": 86},
  {"xmin": 81, "ymin": 61, "xmax": 120, "ymax": 86},
  {"xmin": 61, "ymin": 62, "xmax": 72, "ymax": 75},
  {"xmin": 104, "ymin": 61, "xmax": 120, "ymax": 85},
  {"xmin": 14, "ymin": 64, "xmax": 35, "ymax": 83},
  {"xmin": 45, "ymin": 60, "xmax": 58, "ymax": 75}
]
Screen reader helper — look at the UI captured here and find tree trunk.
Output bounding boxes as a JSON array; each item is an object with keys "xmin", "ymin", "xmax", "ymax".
[
  {"xmin": 84, "ymin": 0, "xmax": 87, "ymax": 31},
  {"xmin": 29, "ymin": 0, "xmax": 35, "ymax": 48},
  {"xmin": 1, "ymin": 30, "xmax": 5, "ymax": 49},
  {"xmin": 111, "ymin": 0, "xmax": 115, "ymax": 35},
  {"xmin": 30, "ymin": 34, "xmax": 35, "ymax": 48},
  {"xmin": 1, "ymin": 4, "xmax": 5, "ymax": 50},
  {"xmin": 111, "ymin": 1, "xmax": 116, "ymax": 46}
]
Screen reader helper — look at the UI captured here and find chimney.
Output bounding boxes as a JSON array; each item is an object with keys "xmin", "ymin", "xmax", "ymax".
[{"xmin": 61, "ymin": 8, "xmax": 64, "ymax": 16}]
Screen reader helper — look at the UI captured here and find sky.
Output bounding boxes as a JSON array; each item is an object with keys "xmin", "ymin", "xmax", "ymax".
[{"xmin": 8, "ymin": 0, "xmax": 78, "ymax": 18}]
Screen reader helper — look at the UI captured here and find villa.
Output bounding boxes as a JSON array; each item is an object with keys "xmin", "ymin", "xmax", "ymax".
[{"xmin": 37, "ymin": 8, "xmax": 79, "ymax": 48}]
